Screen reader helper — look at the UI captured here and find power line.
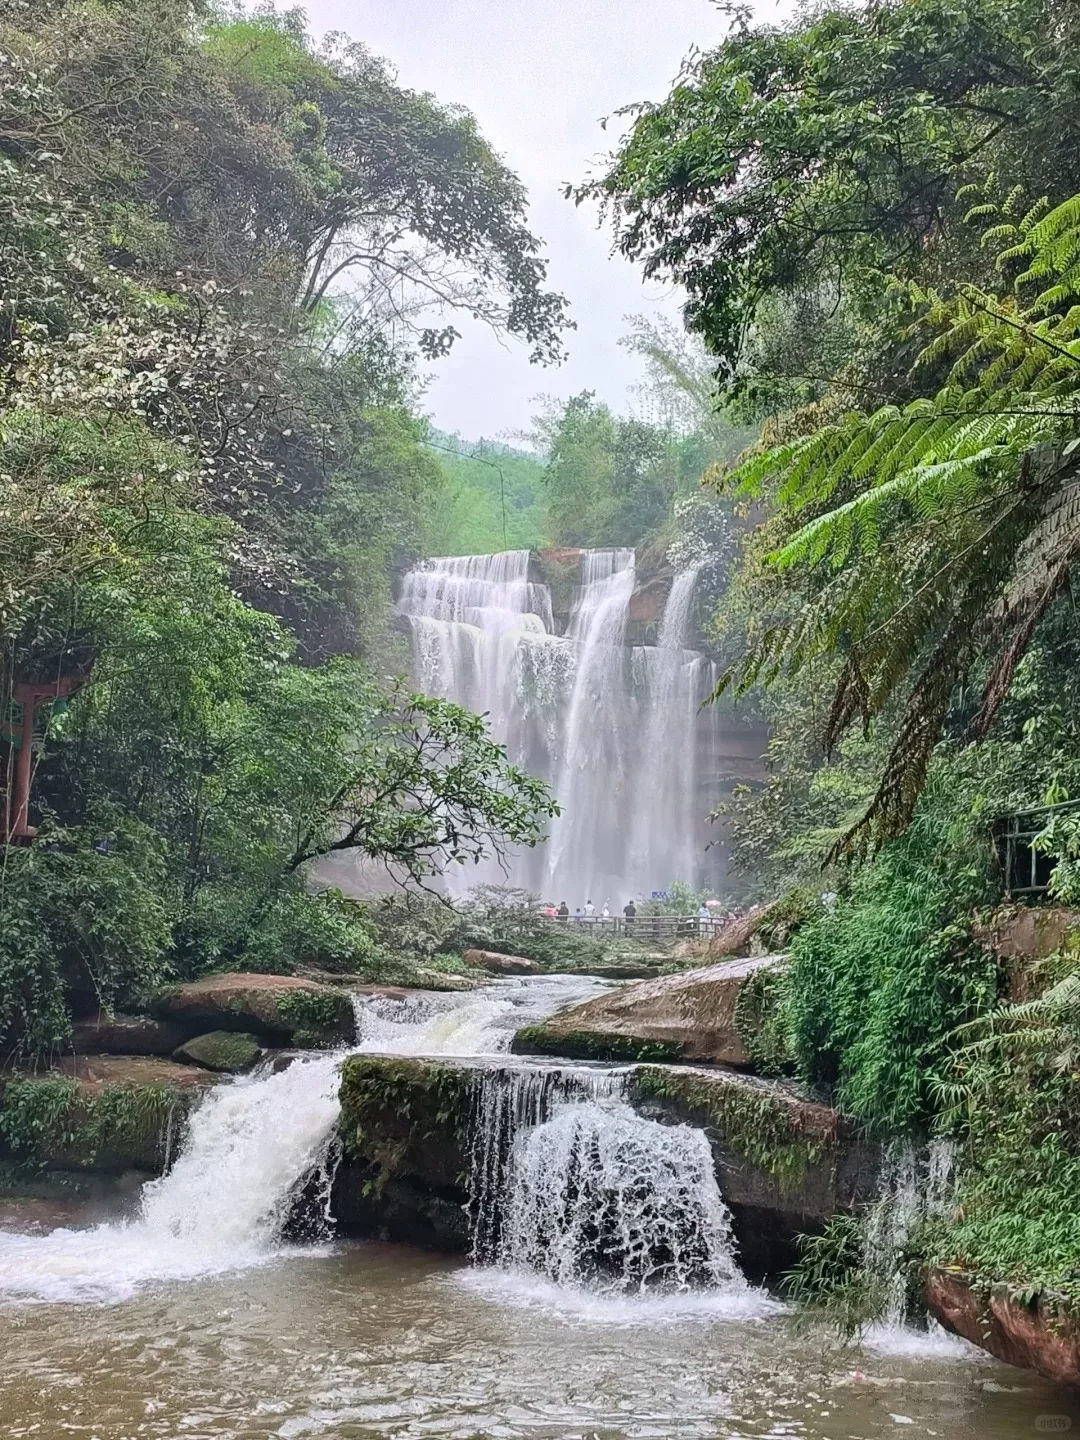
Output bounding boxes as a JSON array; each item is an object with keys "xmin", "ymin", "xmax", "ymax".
[{"xmin": 423, "ymin": 438, "xmax": 508, "ymax": 550}]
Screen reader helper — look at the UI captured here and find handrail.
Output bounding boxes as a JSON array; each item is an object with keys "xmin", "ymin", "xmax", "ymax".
[{"xmin": 535, "ymin": 913, "xmax": 735, "ymax": 939}]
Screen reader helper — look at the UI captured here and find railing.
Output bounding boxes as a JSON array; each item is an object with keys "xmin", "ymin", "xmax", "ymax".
[
  {"xmin": 540, "ymin": 913, "xmax": 733, "ymax": 942},
  {"xmin": 993, "ymin": 799, "xmax": 1080, "ymax": 897}
]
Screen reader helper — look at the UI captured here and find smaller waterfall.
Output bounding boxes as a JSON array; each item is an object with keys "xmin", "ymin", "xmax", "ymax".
[
  {"xmin": 499, "ymin": 1099, "xmax": 744, "ymax": 1294},
  {"xmin": 862, "ymin": 1138, "xmax": 958, "ymax": 1331},
  {"xmin": 464, "ymin": 1062, "xmax": 745, "ymax": 1297}
]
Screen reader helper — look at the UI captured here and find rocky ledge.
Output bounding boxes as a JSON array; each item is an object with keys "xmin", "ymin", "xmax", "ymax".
[
  {"xmin": 927, "ymin": 1267, "xmax": 1080, "ymax": 1386},
  {"xmin": 150, "ymin": 973, "xmax": 356, "ymax": 1047},
  {"xmin": 332, "ymin": 1053, "xmax": 877, "ymax": 1278},
  {"xmin": 512, "ymin": 956, "xmax": 784, "ymax": 1068},
  {"xmin": 0, "ymin": 1055, "xmax": 218, "ymax": 1174}
]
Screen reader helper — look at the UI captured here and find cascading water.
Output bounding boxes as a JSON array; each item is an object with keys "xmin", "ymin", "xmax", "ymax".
[
  {"xmin": 0, "ymin": 1051, "xmax": 345, "ymax": 1304},
  {"xmin": 398, "ymin": 548, "xmax": 721, "ymax": 901},
  {"xmin": 495, "ymin": 1098, "xmax": 744, "ymax": 1294}
]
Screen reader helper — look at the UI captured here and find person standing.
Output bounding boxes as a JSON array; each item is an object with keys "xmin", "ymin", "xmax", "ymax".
[
  {"xmin": 697, "ymin": 902, "xmax": 710, "ymax": 937},
  {"xmin": 623, "ymin": 899, "xmax": 636, "ymax": 933},
  {"xmin": 557, "ymin": 900, "xmax": 569, "ymax": 922},
  {"xmin": 584, "ymin": 899, "xmax": 595, "ymax": 920}
]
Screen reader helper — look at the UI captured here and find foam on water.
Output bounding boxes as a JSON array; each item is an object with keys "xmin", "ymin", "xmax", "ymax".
[{"xmin": 354, "ymin": 972, "xmax": 613, "ymax": 1057}]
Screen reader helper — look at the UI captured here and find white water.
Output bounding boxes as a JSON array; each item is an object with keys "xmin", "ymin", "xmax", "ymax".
[
  {"xmin": 354, "ymin": 972, "xmax": 612, "ymax": 1057},
  {"xmin": 398, "ymin": 548, "xmax": 722, "ymax": 901},
  {"xmin": 0, "ymin": 1052, "xmax": 344, "ymax": 1304},
  {"xmin": 498, "ymin": 1099, "xmax": 744, "ymax": 1295}
]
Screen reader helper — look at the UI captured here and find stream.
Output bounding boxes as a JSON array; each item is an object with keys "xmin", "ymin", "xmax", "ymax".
[{"xmin": 0, "ymin": 975, "xmax": 1077, "ymax": 1440}]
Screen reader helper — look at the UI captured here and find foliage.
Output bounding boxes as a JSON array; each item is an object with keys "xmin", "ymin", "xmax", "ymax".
[
  {"xmin": 630, "ymin": 1065, "xmax": 831, "ymax": 1193},
  {"xmin": 587, "ymin": 0, "xmax": 1080, "ymax": 377},
  {"xmin": 924, "ymin": 953, "xmax": 1080, "ymax": 1310},
  {"xmin": 0, "ymin": 0, "xmax": 566, "ymax": 1059},
  {"xmin": 0, "ymin": 1076, "xmax": 189, "ymax": 1171},
  {"xmin": 424, "ymin": 437, "xmax": 548, "ymax": 555},
  {"xmin": 783, "ymin": 771, "xmax": 1000, "ymax": 1130},
  {"xmin": 437, "ymin": 886, "xmax": 609, "ymax": 970}
]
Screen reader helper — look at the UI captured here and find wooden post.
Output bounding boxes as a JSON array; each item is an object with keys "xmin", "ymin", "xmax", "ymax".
[{"xmin": 4, "ymin": 675, "xmax": 85, "ymax": 842}]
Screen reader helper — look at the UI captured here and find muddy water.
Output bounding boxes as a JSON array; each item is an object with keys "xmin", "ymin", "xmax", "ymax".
[{"xmin": 0, "ymin": 1233, "xmax": 1077, "ymax": 1440}]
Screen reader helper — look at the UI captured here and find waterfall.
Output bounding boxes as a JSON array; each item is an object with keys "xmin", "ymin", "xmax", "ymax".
[
  {"xmin": 398, "ymin": 548, "xmax": 721, "ymax": 900},
  {"xmin": 862, "ymin": 1138, "xmax": 958, "ymax": 1331},
  {"xmin": 0, "ymin": 1051, "xmax": 345, "ymax": 1304}
]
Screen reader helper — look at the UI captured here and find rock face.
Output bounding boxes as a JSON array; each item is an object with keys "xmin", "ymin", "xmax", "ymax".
[
  {"xmin": 331, "ymin": 1054, "xmax": 876, "ymax": 1278},
  {"xmin": 174, "ymin": 1030, "xmax": 262, "ymax": 1073},
  {"xmin": 973, "ymin": 905, "xmax": 1080, "ymax": 1000},
  {"xmin": 150, "ymin": 973, "xmax": 355, "ymax": 1047},
  {"xmin": 927, "ymin": 1267, "xmax": 1080, "ymax": 1385},
  {"xmin": 629, "ymin": 1064, "xmax": 878, "ymax": 1276},
  {"xmin": 512, "ymin": 957, "xmax": 781, "ymax": 1067},
  {"xmin": 0, "ymin": 1056, "xmax": 217, "ymax": 1173},
  {"xmin": 334, "ymin": 1055, "xmax": 471, "ymax": 1250},
  {"xmin": 463, "ymin": 948, "xmax": 540, "ymax": 976},
  {"xmin": 70, "ymin": 1012, "xmax": 187, "ymax": 1057}
]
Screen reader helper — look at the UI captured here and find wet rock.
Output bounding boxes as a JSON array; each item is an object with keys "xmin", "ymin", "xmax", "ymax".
[
  {"xmin": 70, "ymin": 1012, "xmax": 187, "ymax": 1057},
  {"xmin": 511, "ymin": 956, "xmax": 783, "ymax": 1067},
  {"xmin": 150, "ymin": 973, "xmax": 355, "ymax": 1047},
  {"xmin": 628, "ymin": 1064, "xmax": 878, "ymax": 1276},
  {"xmin": 927, "ymin": 1267, "xmax": 1080, "ymax": 1385},
  {"xmin": 331, "ymin": 1054, "xmax": 878, "ymax": 1280},
  {"xmin": 174, "ymin": 1030, "xmax": 262, "ymax": 1073},
  {"xmin": 334, "ymin": 1055, "xmax": 471, "ymax": 1250},
  {"xmin": 973, "ymin": 906, "xmax": 1080, "ymax": 1000},
  {"xmin": 0, "ymin": 1056, "xmax": 217, "ymax": 1174},
  {"xmin": 463, "ymin": 949, "xmax": 541, "ymax": 976}
]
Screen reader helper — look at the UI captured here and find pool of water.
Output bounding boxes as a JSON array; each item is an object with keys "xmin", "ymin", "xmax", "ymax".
[{"xmin": 1, "ymin": 1228, "xmax": 1076, "ymax": 1440}]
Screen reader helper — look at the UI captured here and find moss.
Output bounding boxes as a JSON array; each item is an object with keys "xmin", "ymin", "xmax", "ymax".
[
  {"xmin": 338, "ymin": 1055, "xmax": 470, "ymax": 1194},
  {"xmin": 0, "ymin": 1077, "xmax": 195, "ymax": 1172},
  {"xmin": 174, "ymin": 1030, "xmax": 261, "ymax": 1072},
  {"xmin": 512, "ymin": 1024, "xmax": 685, "ymax": 1064},
  {"xmin": 277, "ymin": 987, "xmax": 353, "ymax": 1047},
  {"xmin": 733, "ymin": 964, "xmax": 795, "ymax": 1074},
  {"xmin": 630, "ymin": 1065, "xmax": 833, "ymax": 1193}
]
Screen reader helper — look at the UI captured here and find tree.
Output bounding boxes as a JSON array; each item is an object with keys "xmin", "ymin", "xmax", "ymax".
[{"xmin": 585, "ymin": 0, "xmax": 1080, "ymax": 380}]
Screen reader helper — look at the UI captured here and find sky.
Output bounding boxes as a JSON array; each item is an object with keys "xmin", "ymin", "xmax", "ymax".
[{"xmin": 304, "ymin": 0, "xmax": 794, "ymax": 443}]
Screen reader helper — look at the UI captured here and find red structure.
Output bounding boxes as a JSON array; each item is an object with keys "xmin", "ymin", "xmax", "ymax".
[{"xmin": 3, "ymin": 675, "xmax": 84, "ymax": 842}]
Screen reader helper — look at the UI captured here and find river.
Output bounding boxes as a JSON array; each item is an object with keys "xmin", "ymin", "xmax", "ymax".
[{"xmin": 0, "ymin": 976, "xmax": 1077, "ymax": 1440}]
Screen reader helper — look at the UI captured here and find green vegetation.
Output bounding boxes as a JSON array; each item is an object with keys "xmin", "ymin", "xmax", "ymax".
[
  {"xmin": 512, "ymin": 1026, "xmax": 684, "ymax": 1065},
  {"xmin": 0, "ymin": 1, "xmax": 568, "ymax": 1061},
  {"xmin": 631, "ymin": 1067, "xmax": 832, "ymax": 1193},
  {"xmin": 426, "ymin": 438, "xmax": 548, "ymax": 555},
  {"xmin": 0, "ymin": 1077, "xmax": 194, "ymax": 1172},
  {"xmin": 338, "ymin": 1055, "xmax": 470, "ymax": 1191},
  {"xmin": 594, "ymin": 0, "xmax": 1080, "ymax": 1322}
]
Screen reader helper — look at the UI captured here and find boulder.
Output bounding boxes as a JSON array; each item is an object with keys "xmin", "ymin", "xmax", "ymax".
[
  {"xmin": 150, "ymin": 973, "xmax": 355, "ymax": 1047},
  {"xmin": 70, "ymin": 1012, "xmax": 187, "ymax": 1057},
  {"xmin": 512, "ymin": 956, "xmax": 782, "ymax": 1067},
  {"xmin": 973, "ymin": 906, "xmax": 1080, "ymax": 1000},
  {"xmin": 331, "ymin": 1054, "xmax": 877, "ymax": 1279},
  {"xmin": 927, "ymin": 1267, "xmax": 1080, "ymax": 1385},
  {"xmin": 0, "ymin": 1056, "xmax": 217, "ymax": 1174},
  {"xmin": 174, "ymin": 1030, "xmax": 262, "ymax": 1073},
  {"xmin": 462, "ymin": 948, "xmax": 540, "ymax": 975}
]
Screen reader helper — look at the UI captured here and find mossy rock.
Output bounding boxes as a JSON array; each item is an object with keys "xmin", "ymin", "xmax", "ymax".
[
  {"xmin": 150, "ymin": 974, "xmax": 355, "ymax": 1047},
  {"xmin": 338, "ymin": 1055, "xmax": 470, "ymax": 1192},
  {"xmin": 511, "ymin": 1024, "xmax": 684, "ymax": 1064},
  {"xmin": 174, "ymin": 1030, "xmax": 262, "ymax": 1073},
  {"xmin": 0, "ymin": 1057, "xmax": 217, "ymax": 1173}
]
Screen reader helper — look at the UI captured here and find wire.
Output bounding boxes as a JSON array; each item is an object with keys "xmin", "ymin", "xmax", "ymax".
[{"xmin": 423, "ymin": 438, "xmax": 509, "ymax": 550}]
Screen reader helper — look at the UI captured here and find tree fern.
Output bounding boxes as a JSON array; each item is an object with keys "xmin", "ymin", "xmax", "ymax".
[{"xmin": 717, "ymin": 192, "xmax": 1080, "ymax": 853}]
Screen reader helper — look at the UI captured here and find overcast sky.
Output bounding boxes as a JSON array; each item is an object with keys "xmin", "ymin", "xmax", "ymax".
[{"xmin": 303, "ymin": 0, "xmax": 794, "ymax": 442}]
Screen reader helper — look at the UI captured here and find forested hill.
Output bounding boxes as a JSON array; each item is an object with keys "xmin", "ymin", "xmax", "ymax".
[{"xmin": 0, "ymin": 0, "xmax": 571, "ymax": 1057}]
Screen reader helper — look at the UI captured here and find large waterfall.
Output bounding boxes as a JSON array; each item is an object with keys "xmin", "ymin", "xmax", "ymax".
[{"xmin": 398, "ymin": 548, "xmax": 722, "ymax": 902}]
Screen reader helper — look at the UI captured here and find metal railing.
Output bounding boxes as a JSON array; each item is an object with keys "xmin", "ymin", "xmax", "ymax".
[
  {"xmin": 993, "ymin": 799, "xmax": 1080, "ymax": 897},
  {"xmin": 540, "ymin": 913, "xmax": 734, "ymax": 942}
]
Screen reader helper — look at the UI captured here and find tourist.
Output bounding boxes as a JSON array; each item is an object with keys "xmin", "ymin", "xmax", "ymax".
[
  {"xmin": 601, "ymin": 901, "xmax": 610, "ymax": 923},
  {"xmin": 697, "ymin": 901, "xmax": 710, "ymax": 936},
  {"xmin": 623, "ymin": 899, "xmax": 636, "ymax": 932},
  {"xmin": 557, "ymin": 900, "xmax": 569, "ymax": 922},
  {"xmin": 584, "ymin": 899, "xmax": 595, "ymax": 920},
  {"xmin": 574, "ymin": 906, "xmax": 583, "ymax": 924}
]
